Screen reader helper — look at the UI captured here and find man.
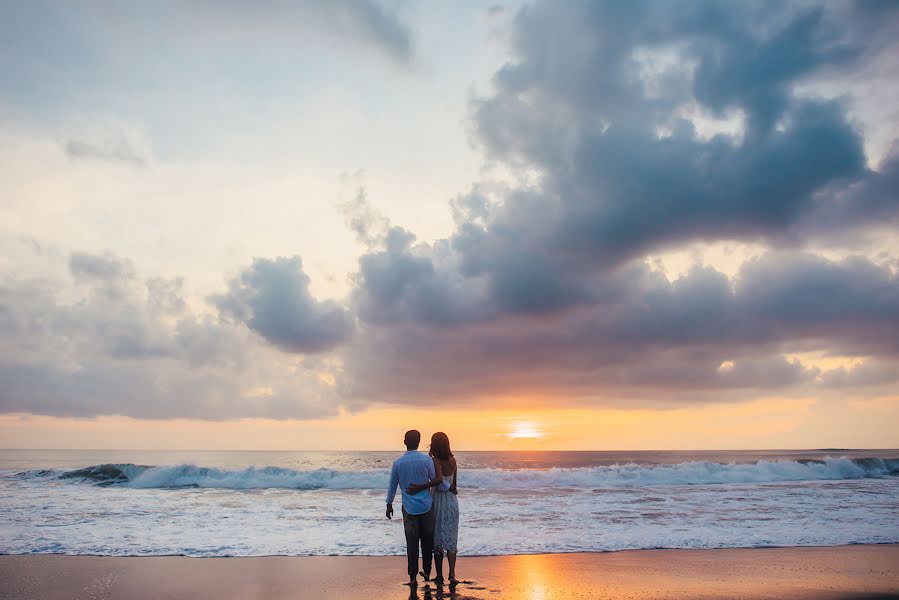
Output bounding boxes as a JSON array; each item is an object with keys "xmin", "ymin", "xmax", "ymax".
[{"xmin": 386, "ymin": 429, "xmax": 437, "ymax": 587}]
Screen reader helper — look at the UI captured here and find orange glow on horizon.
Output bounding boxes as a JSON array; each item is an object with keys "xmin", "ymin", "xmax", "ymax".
[{"xmin": 0, "ymin": 394, "xmax": 896, "ymax": 450}]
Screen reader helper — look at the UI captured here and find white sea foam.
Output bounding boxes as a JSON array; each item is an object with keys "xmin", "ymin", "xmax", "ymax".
[{"xmin": 36, "ymin": 457, "xmax": 899, "ymax": 490}]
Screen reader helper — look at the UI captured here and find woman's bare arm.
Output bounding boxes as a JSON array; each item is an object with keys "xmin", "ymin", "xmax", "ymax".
[{"xmin": 449, "ymin": 458, "xmax": 457, "ymax": 494}]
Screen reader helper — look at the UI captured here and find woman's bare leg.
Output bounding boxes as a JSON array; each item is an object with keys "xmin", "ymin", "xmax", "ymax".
[
  {"xmin": 447, "ymin": 551, "xmax": 458, "ymax": 583},
  {"xmin": 433, "ymin": 551, "xmax": 444, "ymax": 583}
]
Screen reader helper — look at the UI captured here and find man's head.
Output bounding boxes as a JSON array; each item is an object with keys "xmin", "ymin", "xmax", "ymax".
[{"xmin": 404, "ymin": 429, "xmax": 421, "ymax": 450}]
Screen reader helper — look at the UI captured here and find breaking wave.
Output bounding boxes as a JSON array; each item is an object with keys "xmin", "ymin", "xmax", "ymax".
[{"xmin": 16, "ymin": 457, "xmax": 899, "ymax": 490}]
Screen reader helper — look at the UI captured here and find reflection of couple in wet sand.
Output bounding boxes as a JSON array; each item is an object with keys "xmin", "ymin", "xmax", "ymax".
[{"xmin": 386, "ymin": 430, "xmax": 459, "ymax": 589}]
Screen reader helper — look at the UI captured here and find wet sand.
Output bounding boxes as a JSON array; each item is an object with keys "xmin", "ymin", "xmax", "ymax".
[{"xmin": 1, "ymin": 545, "xmax": 897, "ymax": 600}]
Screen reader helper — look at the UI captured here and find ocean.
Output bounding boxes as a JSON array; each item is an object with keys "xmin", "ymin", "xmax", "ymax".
[{"xmin": 1, "ymin": 449, "xmax": 897, "ymax": 557}]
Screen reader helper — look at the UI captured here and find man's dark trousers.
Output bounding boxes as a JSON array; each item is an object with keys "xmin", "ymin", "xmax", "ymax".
[{"xmin": 402, "ymin": 506, "xmax": 435, "ymax": 577}]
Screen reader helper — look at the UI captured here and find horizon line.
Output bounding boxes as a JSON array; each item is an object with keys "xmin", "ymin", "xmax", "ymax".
[{"xmin": 2, "ymin": 447, "xmax": 897, "ymax": 453}]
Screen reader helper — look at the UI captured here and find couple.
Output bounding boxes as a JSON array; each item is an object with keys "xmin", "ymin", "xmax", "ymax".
[{"xmin": 386, "ymin": 430, "xmax": 459, "ymax": 588}]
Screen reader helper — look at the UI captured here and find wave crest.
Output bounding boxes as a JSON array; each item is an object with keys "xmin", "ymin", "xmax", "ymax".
[{"xmin": 19, "ymin": 457, "xmax": 899, "ymax": 490}]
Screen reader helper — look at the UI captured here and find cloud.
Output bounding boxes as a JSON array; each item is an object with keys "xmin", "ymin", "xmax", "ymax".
[
  {"xmin": 735, "ymin": 252, "xmax": 899, "ymax": 354},
  {"xmin": 470, "ymin": 1, "xmax": 893, "ymax": 266},
  {"xmin": 151, "ymin": 0, "xmax": 414, "ymax": 64},
  {"xmin": 818, "ymin": 358, "xmax": 899, "ymax": 389},
  {"xmin": 0, "ymin": 253, "xmax": 341, "ymax": 419},
  {"xmin": 341, "ymin": 250, "xmax": 899, "ymax": 405},
  {"xmin": 2, "ymin": 0, "xmax": 413, "ymax": 62},
  {"xmin": 330, "ymin": 0, "xmax": 899, "ymax": 407},
  {"xmin": 338, "ymin": 185, "xmax": 392, "ymax": 248},
  {"xmin": 63, "ymin": 137, "xmax": 147, "ymax": 166},
  {"xmin": 213, "ymin": 256, "xmax": 354, "ymax": 353},
  {"xmin": 325, "ymin": 0, "xmax": 414, "ymax": 63},
  {"xmin": 336, "ymin": 0, "xmax": 899, "ymax": 346},
  {"xmin": 803, "ymin": 149, "xmax": 899, "ymax": 235},
  {"xmin": 69, "ymin": 252, "xmax": 134, "ymax": 281}
]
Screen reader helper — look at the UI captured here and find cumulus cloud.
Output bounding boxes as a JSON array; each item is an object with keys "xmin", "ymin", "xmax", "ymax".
[
  {"xmin": 803, "ymin": 150, "xmax": 899, "ymax": 235},
  {"xmin": 0, "ymin": 252, "xmax": 341, "ymax": 419},
  {"xmin": 335, "ymin": 0, "xmax": 899, "ymax": 406},
  {"xmin": 341, "ymin": 250, "xmax": 899, "ymax": 405},
  {"xmin": 469, "ymin": 1, "xmax": 895, "ymax": 267},
  {"xmin": 213, "ymin": 256, "xmax": 354, "ymax": 353}
]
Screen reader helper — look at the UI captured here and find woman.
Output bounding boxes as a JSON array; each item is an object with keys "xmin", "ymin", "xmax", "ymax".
[{"xmin": 407, "ymin": 432, "xmax": 459, "ymax": 585}]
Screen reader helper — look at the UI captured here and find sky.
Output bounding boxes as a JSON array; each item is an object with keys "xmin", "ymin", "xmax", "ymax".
[{"xmin": 1, "ymin": 0, "xmax": 898, "ymax": 450}]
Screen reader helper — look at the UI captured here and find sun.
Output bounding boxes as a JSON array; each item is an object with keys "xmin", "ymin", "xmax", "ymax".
[{"xmin": 506, "ymin": 421, "xmax": 544, "ymax": 440}]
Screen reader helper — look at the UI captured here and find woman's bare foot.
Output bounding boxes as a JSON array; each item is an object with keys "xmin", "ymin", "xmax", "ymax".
[
  {"xmin": 418, "ymin": 570, "xmax": 431, "ymax": 581},
  {"xmin": 448, "ymin": 576, "xmax": 460, "ymax": 585}
]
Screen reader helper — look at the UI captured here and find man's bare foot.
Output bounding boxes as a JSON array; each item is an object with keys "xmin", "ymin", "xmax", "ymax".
[
  {"xmin": 448, "ymin": 576, "xmax": 460, "ymax": 585},
  {"xmin": 433, "ymin": 577, "xmax": 445, "ymax": 586},
  {"xmin": 406, "ymin": 576, "xmax": 417, "ymax": 587}
]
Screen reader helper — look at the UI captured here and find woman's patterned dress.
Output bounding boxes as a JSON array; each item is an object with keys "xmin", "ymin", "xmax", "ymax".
[{"xmin": 432, "ymin": 472, "xmax": 458, "ymax": 554}]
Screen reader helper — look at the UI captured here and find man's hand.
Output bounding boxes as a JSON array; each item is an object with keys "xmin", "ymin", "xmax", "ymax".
[{"xmin": 386, "ymin": 503, "xmax": 394, "ymax": 520}]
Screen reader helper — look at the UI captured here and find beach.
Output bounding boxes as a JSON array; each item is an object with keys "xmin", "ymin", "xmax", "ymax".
[
  {"xmin": 3, "ymin": 450, "xmax": 897, "ymax": 598},
  {"xmin": 2, "ymin": 545, "xmax": 898, "ymax": 600}
]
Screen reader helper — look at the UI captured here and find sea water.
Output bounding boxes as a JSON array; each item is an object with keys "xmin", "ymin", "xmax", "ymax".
[{"xmin": 1, "ymin": 449, "xmax": 897, "ymax": 556}]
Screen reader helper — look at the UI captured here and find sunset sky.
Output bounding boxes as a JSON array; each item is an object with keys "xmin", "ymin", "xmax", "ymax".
[{"xmin": 1, "ymin": 1, "xmax": 898, "ymax": 450}]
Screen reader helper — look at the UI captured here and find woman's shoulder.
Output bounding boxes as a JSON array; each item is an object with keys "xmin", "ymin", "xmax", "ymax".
[{"xmin": 432, "ymin": 455, "xmax": 455, "ymax": 469}]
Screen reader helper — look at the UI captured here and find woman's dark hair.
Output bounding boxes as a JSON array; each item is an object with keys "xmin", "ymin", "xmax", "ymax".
[{"xmin": 429, "ymin": 432, "xmax": 453, "ymax": 460}]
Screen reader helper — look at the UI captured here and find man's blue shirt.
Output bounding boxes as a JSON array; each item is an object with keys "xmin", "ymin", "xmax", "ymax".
[{"xmin": 386, "ymin": 450, "xmax": 435, "ymax": 515}]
